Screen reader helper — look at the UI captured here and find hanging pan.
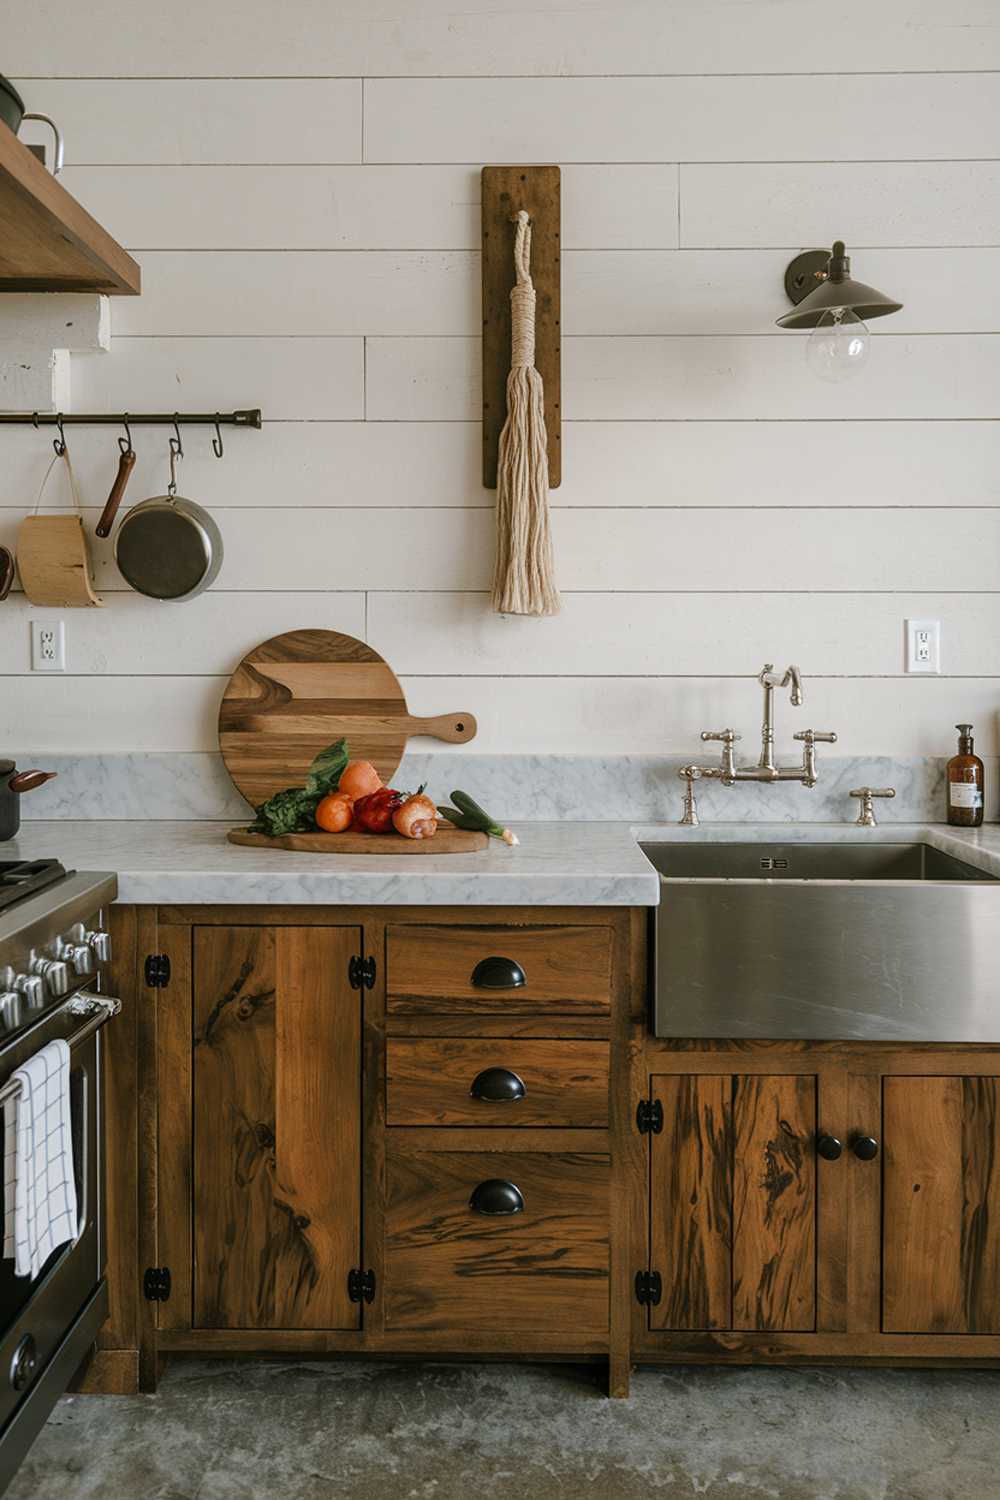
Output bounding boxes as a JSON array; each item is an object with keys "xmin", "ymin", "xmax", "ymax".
[{"xmin": 113, "ymin": 424, "xmax": 223, "ymax": 601}]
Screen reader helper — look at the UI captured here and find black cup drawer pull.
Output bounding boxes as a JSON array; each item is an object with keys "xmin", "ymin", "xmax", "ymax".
[
  {"xmin": 470, "ymin": 1067, "xmax": 526, "ymax": 1102},
  {"xmin": 469, "ymin": 1179, "xmax": 524, "ymax": 1216},
  {"xmin": 470, "ymin": 956, "xmax": 526, "ymax": 990}
]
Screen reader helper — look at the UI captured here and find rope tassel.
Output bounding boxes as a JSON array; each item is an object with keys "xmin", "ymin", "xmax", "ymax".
[{"xmin": 492, "ymin": 210, "xmax": 560, "ymax": 617}]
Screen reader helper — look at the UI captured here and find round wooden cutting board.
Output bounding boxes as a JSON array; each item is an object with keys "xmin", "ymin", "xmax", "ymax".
[{"xmin": 218, "ymin": 629, "xmax": 477, "ymax": 808}]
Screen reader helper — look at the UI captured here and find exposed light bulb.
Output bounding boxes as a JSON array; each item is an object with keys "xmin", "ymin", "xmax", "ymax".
[{"xmin": 805, "ymin": 307, "xmax": 870, "ymax": 383}]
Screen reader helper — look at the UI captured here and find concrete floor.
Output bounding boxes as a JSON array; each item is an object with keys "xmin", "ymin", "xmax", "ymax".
[{"xmin": 7, "ymin": 1358, "xmax": 1000, "ymax": 1500}]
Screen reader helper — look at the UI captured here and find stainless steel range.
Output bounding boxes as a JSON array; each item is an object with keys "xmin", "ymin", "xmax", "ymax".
[{"xmin": 0, "ymin": 859, "xmax": 118, "ymax": 1494}]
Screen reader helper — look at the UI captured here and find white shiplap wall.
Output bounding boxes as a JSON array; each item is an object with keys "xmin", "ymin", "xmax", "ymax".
[{"xmin": 4, "ymin": 0, "xmax": 1000, "ymax": 756}]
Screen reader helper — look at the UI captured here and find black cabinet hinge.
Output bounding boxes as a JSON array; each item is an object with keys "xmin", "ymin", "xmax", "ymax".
[
  {"xmin": 347, "ymin": 1267, "xmax": 376, "ymax": 1304},
  {"xmin": 143, "ymin": 1266, "xmax": 171, "ymax": 1303},
  {"xmin": 634, "ymin": 1270, "xmax": 662, "ymax": 1307},
  {"xmin": 144, "ymin": 953, "xmax": 171, "ymax": 989},
  {"xmin": 636, "ymin": 1097, "xmax": 663, "ymax": 1134},
  {"xmin": 349, "ymin": 955, "xmax": 376, "ymax": 991}
]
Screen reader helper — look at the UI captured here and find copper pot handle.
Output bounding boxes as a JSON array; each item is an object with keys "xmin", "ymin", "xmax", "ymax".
[
  {"xmin": 0, "ymin": 547, "xmax": 14, "ymax": 601},
  {"xmin": 8, "ymin": 770, "xmax": 57, "ymax": 794}
]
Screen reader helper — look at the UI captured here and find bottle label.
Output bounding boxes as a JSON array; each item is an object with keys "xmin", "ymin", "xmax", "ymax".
[{"xmin": 950, "ymin": 783, "xmax": 983, "ymax": 809}]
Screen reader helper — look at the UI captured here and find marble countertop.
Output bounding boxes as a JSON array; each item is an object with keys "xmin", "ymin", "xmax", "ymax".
[{"xmin": 10, "ymin": 819, "xmax": 1000, "ymax": 907}]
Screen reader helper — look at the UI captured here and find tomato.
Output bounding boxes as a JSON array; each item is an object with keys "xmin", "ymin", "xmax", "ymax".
[{"xmin": 353, "ymin": 787, "xmax": 404, "ymax": 833}]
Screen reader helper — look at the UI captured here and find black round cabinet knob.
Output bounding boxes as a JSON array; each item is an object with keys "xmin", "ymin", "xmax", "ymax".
[
  {"xmin": 470, "ymin": 1067, "xmax": 526, "ymax": 1103},
  {"xmin": 853, "ymin": 1135, "xmax": 879, "ymax": 1161},
  {"xmin": 816, "ymin": 1133, "xmax": 843, "ymax": 1161}
]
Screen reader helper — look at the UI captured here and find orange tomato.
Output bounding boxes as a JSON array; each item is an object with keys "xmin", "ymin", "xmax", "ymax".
[
  {"xmin": 315, "ymin": 792, "xmax": 354, "ymax": 833},
  {"xmin": 338, "ymin": 760, "xmax": 383, "ymax": 800}
]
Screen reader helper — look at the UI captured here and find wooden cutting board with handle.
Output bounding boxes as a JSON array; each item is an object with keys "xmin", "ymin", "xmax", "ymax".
[{"xmin": 219, "ymin": 629, "xmax": 477, "ymax": 808}]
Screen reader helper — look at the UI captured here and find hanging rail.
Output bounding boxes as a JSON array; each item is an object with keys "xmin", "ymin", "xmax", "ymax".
[{"xmin": 0, "ymin": 409, "xmax": 262, "ymax": 429}]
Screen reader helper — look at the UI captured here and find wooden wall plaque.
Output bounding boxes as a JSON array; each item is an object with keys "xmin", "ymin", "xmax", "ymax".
[{"xmin": 481, "ymin": 164, "xmax": 561, "ymax": 489}]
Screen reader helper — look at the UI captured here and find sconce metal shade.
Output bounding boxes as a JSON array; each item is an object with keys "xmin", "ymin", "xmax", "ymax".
[{"xmin": 776, "ymin": 241, "xmax": 903, "ymax": 328}]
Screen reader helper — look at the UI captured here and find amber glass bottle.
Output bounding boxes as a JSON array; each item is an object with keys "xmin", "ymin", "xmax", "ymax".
[{"xmin": 947, "ymin": 723, "xmax": 984, "ymax": 828}]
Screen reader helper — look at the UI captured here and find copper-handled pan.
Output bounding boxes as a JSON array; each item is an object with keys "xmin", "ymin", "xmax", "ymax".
[{"xmin": 0, "ymin": 762, "xmax": 57, "ymax": 842}]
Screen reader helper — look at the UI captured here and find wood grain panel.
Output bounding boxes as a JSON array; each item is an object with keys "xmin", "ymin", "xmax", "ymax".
[
  {"xmin": 481, "ymin": 165, "xmax": 560, "ymax": 487},
  {"xmin": 386, "ymin": 1039, "xmax": 609, "ymax": 1126},
  {"xmin": 386, "ymin": 924, "xmax": 611, "ymax": 1014},
  {"xmin": 884, "ymin": 1076, "xmax": 1000, "ymax": 1334},
  {"xmin": 192, "ymin": 924, "xmax": 362, "ymax": 1330},
  {"xmin": 650, "ymin": 1075, "xmax": 732, "ymax": 1332},
  {"xmin": 732, "ymin": 1075, "xmax": 816, "ymax": 1332},
  {"xmin": 384, "ymin": 1150, "xmax": 609, "ymax": 1330}
]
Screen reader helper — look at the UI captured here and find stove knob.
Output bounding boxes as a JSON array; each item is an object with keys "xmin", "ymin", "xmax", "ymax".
[
  {"xmin": 66, "ymin": 944, "xmax": 95, "ymax": 977},
  {"xmin": 14, "ymin": 974, "xmax": 45, "ymax": 1008},
  {"xmin": 31, "ymin": 958, "xmax": 71, "ymax": 997},
  {"xmin": 85, "ymin": 929, "xmax": 112, "ymax": 962}
]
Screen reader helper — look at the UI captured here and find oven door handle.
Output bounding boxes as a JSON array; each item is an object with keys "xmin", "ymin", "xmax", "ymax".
[{"xmin": 0, "ymin": 992, "xmax": 121, "ymax": 1110}]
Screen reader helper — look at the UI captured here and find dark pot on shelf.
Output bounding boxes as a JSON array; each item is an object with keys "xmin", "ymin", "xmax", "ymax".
[
  {"xmin": 0, "ymin": 76, "xmax": 64, "ymax": 173},
  {"xmin": 0, "ymin": 76, "xmax": 25, "ymax": 132},
  {"xmin": 0, "ymin": 761, "xmax": 58, "ymax": 841}
]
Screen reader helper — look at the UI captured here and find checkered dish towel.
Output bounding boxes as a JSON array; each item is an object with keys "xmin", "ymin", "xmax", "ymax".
[{"xmin": 3, "ymin": 1039, "xmax": 78, "ymax": 1279}]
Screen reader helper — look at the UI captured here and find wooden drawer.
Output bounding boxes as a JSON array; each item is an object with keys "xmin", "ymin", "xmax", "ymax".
[
  {"xmin": 386, "ymin": 1039, "xmax": 610, "ymax": 1126},
  {"xmin": 384, "ymin": 1149, "xmax": 610, "ymax": 1331},
  {"xmin": 385, "ymin": 924, "xmax": 612, "ymax": 1015}
]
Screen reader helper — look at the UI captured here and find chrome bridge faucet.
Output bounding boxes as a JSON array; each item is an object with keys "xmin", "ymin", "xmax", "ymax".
[{"xmin": 678, "ymin": 664, "xmax": 837, "ymax": 825}]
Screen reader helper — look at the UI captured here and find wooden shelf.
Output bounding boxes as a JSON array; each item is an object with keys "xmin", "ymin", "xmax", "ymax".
[{"xmin": 0, "ymin": 121, "xmax": 140, "ymax": 294}]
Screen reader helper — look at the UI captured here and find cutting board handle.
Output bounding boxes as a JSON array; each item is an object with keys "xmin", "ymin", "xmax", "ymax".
[{"xmin": 405, "ymin": 712, "xmax": 477, "ymax": 744}]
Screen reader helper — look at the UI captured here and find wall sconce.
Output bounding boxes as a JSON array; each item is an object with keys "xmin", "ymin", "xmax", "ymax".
[{"xmin": 776, "ymin": 240, "xmax": 903, "ymax": 383}]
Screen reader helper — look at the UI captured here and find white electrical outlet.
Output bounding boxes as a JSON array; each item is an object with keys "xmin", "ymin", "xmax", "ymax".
[
  {"xmin": 905, "ymin": 618, "xmax": 940, "ymax": 674},
  {"xmin": 31, "ymin": 620, "xmax": 65, "ymax": 672}
]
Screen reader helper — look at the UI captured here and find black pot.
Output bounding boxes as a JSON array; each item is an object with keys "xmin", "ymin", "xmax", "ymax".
[
  {"xmin": 0, "ymin": 761, "xmax": 58, "ymax": 842},
  {"xmin": 0, "ymin": 77, "xmax": 25, "ymax": 134}
]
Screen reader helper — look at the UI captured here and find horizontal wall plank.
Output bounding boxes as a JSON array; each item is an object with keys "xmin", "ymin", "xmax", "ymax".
[
  {"xmin": 366, "ymin": 338, "xmax": 481, "ymax": 421},
  {"xmin": 566, "ymin": 250, "xmax": 1000, "ymax": 337},
  {"xmin": 60, "ymin": 165, "xmax": 678, "ymax": 251},
  {"xmin": 8, "ymin": 2, "xmax": 1000, "ymax": 77},
  {"xmin": 0, "ymin": 424, "xmax": 480, "ymax": 510},
  {"xmin": 5, "ymin": 419, "xmax": 996, "ymax": 512},
  {"xmin": 110, "ymin": 253, "xmax": 480, "ymax": 338},
  {"xmin": 16, "ymin": 80, "xmax": 361, "ymax": 164},
  {"xmin": 106, "ymin": 249, "xmax": 1000, "ymax": 338},
  {"xmin": 562, "ymin": 421, "xmax": 1000, "ymax": 508},
  {"xmin": 3, "ymin": 507, "xmax": 997, "ymax": 592},
  {"xmin": 365, "ymin": 76, "xmax": 1000, "ymax": 165},
  {"xmin": 9, "ymin": 588, "xmax": 998, "ymax": 680},
  {"xmin": 71, "ymin": 338, "xmax": 363, "ymax": 421},
  {"xmin": 369, "ymin": 592, "xmax": 1000, "ymax": 678},
  {"xmin": 7, "ymin": 673, "xmax": 998, "ymax": 756},
  {"xmin": 681, "ymin": 163, "xmax": 1000, "ymax": 250},
  {"xmin": 0, "ymin": 593, "xmax": 364, "ymax": 675},
  {"xmin": 369, "ymin": 335, "xmax": 1000, "ymax": 421}
]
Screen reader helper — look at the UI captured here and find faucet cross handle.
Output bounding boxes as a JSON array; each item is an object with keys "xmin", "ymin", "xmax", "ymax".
[
  {"xmin": 850, "ymin": 787, "xmax": 896, "ymax": 827},
  {"xmin": 793, "ymin": 730, "xmax": 838, "ymax": 744},
  {"xmin": 700, "ymin": 729, "xmax": 741, "ymax": 744},
  {"xmin": 700, "ymin": 728, "xmax": 741, "ymax": 782}
]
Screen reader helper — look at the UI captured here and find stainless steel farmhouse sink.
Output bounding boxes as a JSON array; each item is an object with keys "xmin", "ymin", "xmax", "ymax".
[{"xmin": 642, "ymin": 841, "xmax": 1000, "ymax": 1041}]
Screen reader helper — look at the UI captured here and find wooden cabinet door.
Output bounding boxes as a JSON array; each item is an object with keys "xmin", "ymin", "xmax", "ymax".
[
  {"xmin": 192, "ymin": 925, "xmax": 362, "ymax": 1330},
  {"xmin": 884, "ymin": 1075, "xmax": 1000, "ymax": 1334},
  {"xmin": 650, "ymin": 1073, "xmax": 817, "ymax": 1332}
]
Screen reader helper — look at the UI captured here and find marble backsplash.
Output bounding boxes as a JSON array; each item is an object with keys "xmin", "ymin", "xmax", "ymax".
[{"xmin": 13, "ymin": 751, "xmax": 996, "ymax": 824}]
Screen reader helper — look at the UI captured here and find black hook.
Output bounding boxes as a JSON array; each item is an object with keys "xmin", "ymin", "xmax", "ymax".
[
  {"xmin": 53, "ymin": 414, "xmax": 67, "ymax": 457},
  {"xmin": 212, "ymin": 414, "xmax": 224, "ymax": 460},
  {"xmin": 118, "ymin": 413, "xmax": 133, "ymax": 457},
  {"xmin": 31, "ymin": 412, "xmax": 39, "ymax": 430},
  {"xmin": 171, "ymin": 414, "xmax": 183, "ymax": 460}
]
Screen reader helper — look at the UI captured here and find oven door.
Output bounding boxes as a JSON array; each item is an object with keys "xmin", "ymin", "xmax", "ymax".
[{"xmin": 0, "ymin": 994, "xmax": 118, "ymax": 1495}]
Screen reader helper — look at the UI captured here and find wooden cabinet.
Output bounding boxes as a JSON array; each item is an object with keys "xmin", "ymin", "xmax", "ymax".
[
  {"xmin": 158, "ymin": 923, "xmax": 363, "ymax": 1332},
  {"xmin": 649, "ymin": 1072, "xmax": 818, "ymax": 1332},
  {"xmin": 883, "ymin": 1075, "xmax": 1000, "ymax": 1334}
]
